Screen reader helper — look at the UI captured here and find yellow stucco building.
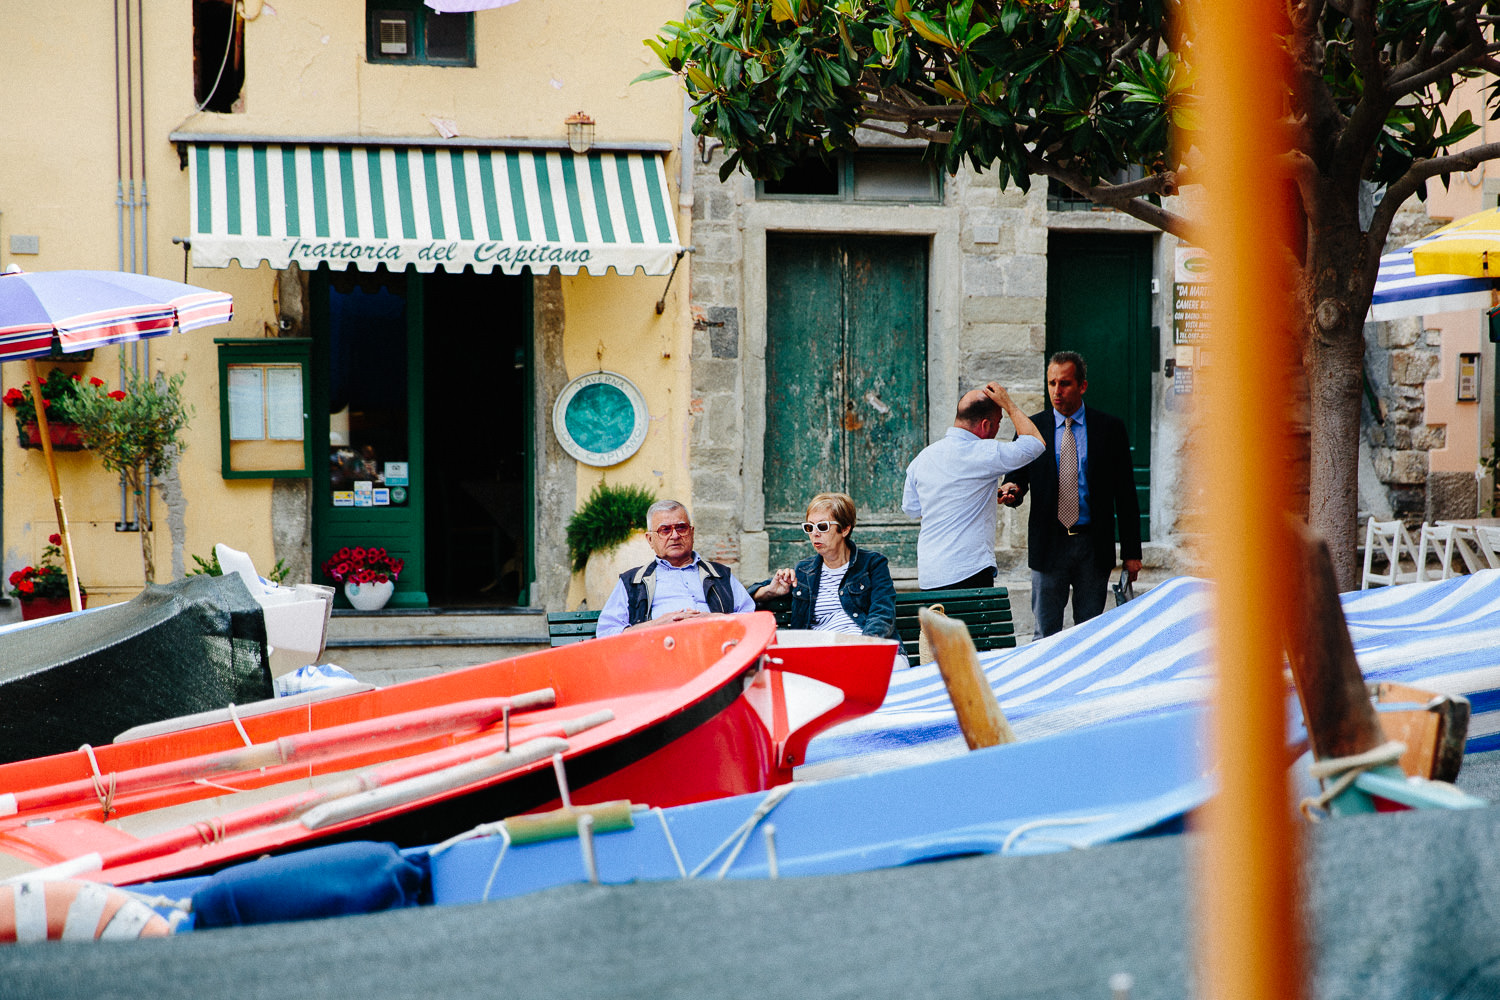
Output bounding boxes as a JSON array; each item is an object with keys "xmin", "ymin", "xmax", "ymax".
[{"xmin": 0, "ymin": 0, "xmax": 693, "ymax": 617}]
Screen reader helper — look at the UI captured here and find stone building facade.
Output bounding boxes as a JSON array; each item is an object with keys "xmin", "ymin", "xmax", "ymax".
[{"xmin": 685, "ymin": 140, "xmax": 1196, "ymax": 591}]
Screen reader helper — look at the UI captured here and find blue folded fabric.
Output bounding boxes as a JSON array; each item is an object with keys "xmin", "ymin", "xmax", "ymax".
[{"xmin": 191, "ymin": 841, "xmax": 430, "ymax": 929}]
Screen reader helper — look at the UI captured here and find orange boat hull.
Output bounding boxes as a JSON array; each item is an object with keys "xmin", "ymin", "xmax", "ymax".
[{"xmin": 0, "ymin": 614, "xmax": 893, "ymax": 885}]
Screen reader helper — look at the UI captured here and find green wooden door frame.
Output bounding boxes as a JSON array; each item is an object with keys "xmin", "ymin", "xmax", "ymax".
[
  {"xmin": 310, "ymin": 268, "xmax": 428, "ymax": 608},
  {"xmin": 1045, "ymin": 232, "xmax": 1153, "ymax": 543}
]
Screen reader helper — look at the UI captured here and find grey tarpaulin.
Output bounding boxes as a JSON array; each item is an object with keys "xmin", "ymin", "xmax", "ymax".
[
  {"xmin": 0, "ymin": 573, "xmax": 271, "ymax": 764},
  {"xmin": 7, "ymin": 752, "xmax": 1500, "ymax": 999}
]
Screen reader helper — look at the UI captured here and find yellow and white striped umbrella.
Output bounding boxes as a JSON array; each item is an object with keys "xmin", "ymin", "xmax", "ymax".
[{"xmin": 1410, "ymin": 206, "xmax": 1500, "ymax": 277}]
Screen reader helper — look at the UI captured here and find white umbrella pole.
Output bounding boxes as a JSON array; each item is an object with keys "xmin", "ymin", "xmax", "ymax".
[{"xmin": 26, "ymin": 359, "xmax": 82, "ymax": 613}]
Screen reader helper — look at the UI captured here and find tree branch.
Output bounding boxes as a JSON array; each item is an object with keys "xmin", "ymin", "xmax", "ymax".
[
  {"xmin": 1364, "ymin": 140, "xmax": 1500, "ymax": 258},
  {"xmin": 1028, "ymin": 155, "xmax": 1197, "ymax": 241}
]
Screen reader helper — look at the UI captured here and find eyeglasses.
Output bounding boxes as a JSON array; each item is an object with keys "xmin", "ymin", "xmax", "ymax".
[
  {"xmin": 801, "ymin": 521, "xmax": 840, "ymax": 534},
  {"xmin": 653, "ymin": 522, "xmax": 693, "ymax": 537}
]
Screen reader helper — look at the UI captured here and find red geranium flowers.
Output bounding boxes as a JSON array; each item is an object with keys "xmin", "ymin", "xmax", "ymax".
[
  {"xmin": 8, "ymin": 532, "xmax": 83, "ymax": 601},
  {"xmin": 321, "ymin": 545, "xmax": 404, "ymax": 585}
]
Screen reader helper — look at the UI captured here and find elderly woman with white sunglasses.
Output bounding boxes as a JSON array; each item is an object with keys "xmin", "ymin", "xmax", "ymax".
[{"xmin": 754, "ymin": 492, "xmax": 908, "ymax": 668}]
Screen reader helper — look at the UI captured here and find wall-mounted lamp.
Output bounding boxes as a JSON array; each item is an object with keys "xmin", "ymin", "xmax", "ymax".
[{"xmin": 566, "ymin": 112, "xmax": 596, "ymax": 155}]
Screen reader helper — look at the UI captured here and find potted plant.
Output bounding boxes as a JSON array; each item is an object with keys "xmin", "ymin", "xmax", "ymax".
[
  {"xmin": 9, "ymin": 532, "xmax": 86, "ymax": 621},
  {"xmin": 3, "ymin": 368, "xmax": 107, "ymax": 451},
  {"xmin": 68, "ymin": 368, "xmax": 192, "ymax": 585},
  {"xmin": 566, "ymin": 483, "xmax": 656, "ymax": 609},
  {"xmin": 322, "ymin": 546, "xmax": 404, "ymax": 610}
]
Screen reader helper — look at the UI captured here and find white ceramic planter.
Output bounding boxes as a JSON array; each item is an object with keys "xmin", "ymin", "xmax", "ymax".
[
  {"xmin": 583, "ymin": 530, "xmax": 655, "ymax": 610},
  {"xmin": 344, "ymin": 579, "xmax": 394, "ymax": 611}
]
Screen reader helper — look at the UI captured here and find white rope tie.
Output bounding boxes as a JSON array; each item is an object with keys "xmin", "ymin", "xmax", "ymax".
[
  {"xmin": 480, "ymin": 825, "xmax": 513, "ymax": 902},
  {"xmin": 226, "ymin": 703, "xmax": 253, "ymax": 747},
  {"xmin": 1001, "ymin": 814, "xmax": 1116, "ymax": 854},
  {"xmin": 79, "ymin": 744, "xmax": 116, "ymax": 818},
  {"xmin": 193, "ymin": 817, "xmax": 228, "ymax": 846},
  {"xmin": 654, "ymin": 807, "xmax": 688, "ymax": 879},
  {"xmin": 192, "ymin": 777, "xmax": 248, "ymax": 795},
  {"xmin": 1300, "ymin": 740, "xmax": 1407, "ymax": 821},
  {"xmin": 689, "ymin": 783, "xmax": 795, "ymax": 880},
  {"xmin": 428, "ymin": 821, "xmax": 506, "ymax": 857}
]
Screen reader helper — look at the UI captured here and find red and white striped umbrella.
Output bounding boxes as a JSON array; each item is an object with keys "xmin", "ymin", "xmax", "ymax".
[{"xmin": 0, "ymin": 268, "xmax": 233, "ymax": 361}]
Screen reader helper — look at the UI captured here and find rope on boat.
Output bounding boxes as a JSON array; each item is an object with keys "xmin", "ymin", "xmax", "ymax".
[
  {"xmin": 689, "ymin": 783, "xmax": 795, "ymax": 880},
  {"xmin": 226, "ymin": 703, "xmax": 253, "ymax": 748},
  {"xmin": 480, "ymin": 825, "xmax": 513, "ymax": 902},
  {"xmin": 1000, "ymin": 815, "xmax": 1116, "ymax": 854},
  {"xmin": 1299, "ymin": 740, "xmax": 1407, "ymax": 821},
  {"xmin": 79, "ymin": 744, "xmax": 116, "ymax": 818},
  {"xmin": 653, "ymin": 807, "xmax": 688, "ymax": 879}
]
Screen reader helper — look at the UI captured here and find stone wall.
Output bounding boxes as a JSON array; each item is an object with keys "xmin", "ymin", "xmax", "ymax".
[
  {"xmin": 687, "ymin": 158, "xmax": 750, "ymax": 573},
  {"xmin": 1362, "ymin": 202, "xmax": 1465, "ymax": 524}
]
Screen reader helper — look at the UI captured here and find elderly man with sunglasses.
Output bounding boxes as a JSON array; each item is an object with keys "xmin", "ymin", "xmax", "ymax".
[{"xmin": 594, "ymin": 499, "xmax": 757, "ymax": 636}]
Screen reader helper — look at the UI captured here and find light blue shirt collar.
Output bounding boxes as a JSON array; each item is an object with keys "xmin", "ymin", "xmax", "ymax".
[{"xmin": 1053, "ymin": 404, "xmax": 1087, "ymax": 430}]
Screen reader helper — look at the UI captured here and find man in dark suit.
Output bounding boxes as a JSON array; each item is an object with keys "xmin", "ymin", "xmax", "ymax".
[{"xmin": 1000, "ymin": 351, "xmax": 1142, "ymax": 639}]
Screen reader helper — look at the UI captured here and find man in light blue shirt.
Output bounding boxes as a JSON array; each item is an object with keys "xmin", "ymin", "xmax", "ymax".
[
  {"xmin": 902, "ymin": 383, "xmax": 1046, "ymax": 590},
  {"xmin": 595, "ymin": 499, "xmax": 756, "ymax": 637}
]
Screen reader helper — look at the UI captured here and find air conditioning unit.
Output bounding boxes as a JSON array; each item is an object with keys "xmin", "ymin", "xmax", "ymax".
[{"xmin": 379, "ymin": 16, "xmax": 411, "ymax": 56}]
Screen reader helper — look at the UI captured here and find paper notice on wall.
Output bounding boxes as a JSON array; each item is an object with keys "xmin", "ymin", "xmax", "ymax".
[
  {"xmin": 228, "ymin": 367, "xmax": 265, "ymax": 440},
  {"xmin": 266, "ymin": 367, "xmax": 304, "ymax": 440}
]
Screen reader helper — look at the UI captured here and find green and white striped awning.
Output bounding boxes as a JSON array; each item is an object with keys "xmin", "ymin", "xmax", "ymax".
[{"xmin": 187, "ymin": 142, "xmax": 682, "ymax": 276}]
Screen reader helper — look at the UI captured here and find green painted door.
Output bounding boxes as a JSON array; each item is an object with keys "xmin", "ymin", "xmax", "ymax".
[
  {"xmin": 765, "ymin": 235, "xmax": 928, "ymax": 570},
  {"xmin": 312, "ymin": 268, "xmax": 428, "ymax": 607},
  {"xmin": 1045, "ymin": 232, "xmax": 1153, "ymax": 542}
]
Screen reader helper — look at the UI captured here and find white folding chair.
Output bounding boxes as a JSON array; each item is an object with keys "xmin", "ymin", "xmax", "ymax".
[
  {"xmin": 1361, "ymin": 517, "xmax": 1419, "ymax": 588},
  {"xmin": 1473, "ymin": 526, "xmax": 1500, "ymax": 570},
  {"xmin": 1416, "ymin": 523, "xmax": 1482, "ymax": 580}
]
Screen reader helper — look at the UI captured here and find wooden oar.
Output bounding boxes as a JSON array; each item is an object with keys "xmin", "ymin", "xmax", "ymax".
[
  {"xmin": 5, "ymin": 692, "xmax": 557, "ymax": 817},
  {"xmin": 25, "ymin": 710, "xmax": 615, "ymax": 880},
  {"xmin": 921, "ymin": 607, "xmax": 1016, "ymax": 749}
]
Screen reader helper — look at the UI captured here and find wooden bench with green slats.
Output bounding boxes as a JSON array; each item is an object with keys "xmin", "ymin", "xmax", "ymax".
[
  {"xmin": 547, "ymin": 609, "xmax": 604, "ymax": 647},
  {"xmin": 547, "ymin": 586, "xmax": 1014, "ymax": 661}
]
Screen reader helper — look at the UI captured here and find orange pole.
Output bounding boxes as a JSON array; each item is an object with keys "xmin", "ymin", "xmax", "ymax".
[
  {"xmin": 26, "ymin": 358, "xmax": 82, "ymax": 613},
  {"xmin": 1193, "ymin": 0, "xmax": 1305, "ymax": 998}
]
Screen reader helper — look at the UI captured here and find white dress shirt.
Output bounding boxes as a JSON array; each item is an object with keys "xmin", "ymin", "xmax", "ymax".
[{"xmin": 902, "ymin": 427, "xmax": 1045, "ymax": 589}]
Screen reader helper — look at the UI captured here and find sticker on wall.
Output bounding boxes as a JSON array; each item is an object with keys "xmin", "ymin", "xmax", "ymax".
[
  {"xmin": 333, "ymin": 491, "xmax": 354, "ymax": 507},
  {"xmin": 552, "ymin": 371, "xmax": 650, "ymax": 468}
]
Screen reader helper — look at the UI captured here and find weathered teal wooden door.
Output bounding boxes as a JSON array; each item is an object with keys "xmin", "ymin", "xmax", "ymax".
[
  {"xmin": 765, "ymin": 235, "xmax": 928, "ymax": 570},
  {"xmin": 1045, "ymin": 233, "xmax": 1153, "ymax": 542}
]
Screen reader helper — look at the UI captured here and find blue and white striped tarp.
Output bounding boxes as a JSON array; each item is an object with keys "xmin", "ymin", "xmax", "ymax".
[
  {"xmin": 800, "ymin": 572, "xmax": 1500, "ymax": 779},
  {"xmin": 1369, "ymin": 244, "xmax": 1494, "ymax": 321}
]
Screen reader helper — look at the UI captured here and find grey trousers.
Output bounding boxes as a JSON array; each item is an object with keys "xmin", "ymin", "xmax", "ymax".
[{"xmin": 1030, "ymin": 532, "xmax": 1110, "ymax": 640}]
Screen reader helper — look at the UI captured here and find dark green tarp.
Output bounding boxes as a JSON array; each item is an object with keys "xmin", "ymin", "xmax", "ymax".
[{"xmin": 0, "ymin": 573, "xmax": 271, "ymax": 763}]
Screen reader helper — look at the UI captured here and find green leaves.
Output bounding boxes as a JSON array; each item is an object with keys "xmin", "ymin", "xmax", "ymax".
[{"xmin": 646, "ymin": 0, "xmax": 1174, "ymax": 189}]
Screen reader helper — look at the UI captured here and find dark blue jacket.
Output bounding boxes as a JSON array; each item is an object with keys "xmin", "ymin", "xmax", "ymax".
[
  {"xmin": 621, "ymin": 557, "xmax": 738, "ymax": 627},
  {"xmin": 787, "ymin": 543, "xmax": 897, "ymax": 639}
]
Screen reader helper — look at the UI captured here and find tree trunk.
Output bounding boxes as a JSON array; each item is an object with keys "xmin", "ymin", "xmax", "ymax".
[
  {"xmin": 131, "ymin": 470, "xmax": 155, "ymax": 585},
  {"xmin": 1301, "ymin": 181, "xmax": 1374, "ymax": 592},
  {"xmin": 1305, "ymin": 327, "xmax": 1365, "ymax": 590}
]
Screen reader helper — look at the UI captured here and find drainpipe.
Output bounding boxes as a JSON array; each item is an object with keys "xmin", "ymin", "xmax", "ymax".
[
  {"xmin": 137, "ymin": 0, "xmax": 152, "ymax": 529},
  {"xmin": 114, "ymin": 0, "xmax": 131, "ymax": 528}
]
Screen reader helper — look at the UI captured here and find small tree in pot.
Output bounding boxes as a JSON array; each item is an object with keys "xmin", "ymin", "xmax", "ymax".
[
  {"xmin": 566, "ymin": 483, "xmax": 657, "ymax": 609},
  {"xmin": 71, "ymin": 369, "xmax": 192, "ymax": 584}
]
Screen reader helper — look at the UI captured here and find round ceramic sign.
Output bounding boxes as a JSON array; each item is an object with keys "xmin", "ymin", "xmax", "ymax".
[{"xmin": 552, "ymin": 371, "xmax": 649, "ymax": 467}]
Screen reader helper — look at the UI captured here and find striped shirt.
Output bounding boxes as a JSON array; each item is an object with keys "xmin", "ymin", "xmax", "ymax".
[{"xmin": 814, "ymin": 562, "xmax": 862, "ymax": 635}]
